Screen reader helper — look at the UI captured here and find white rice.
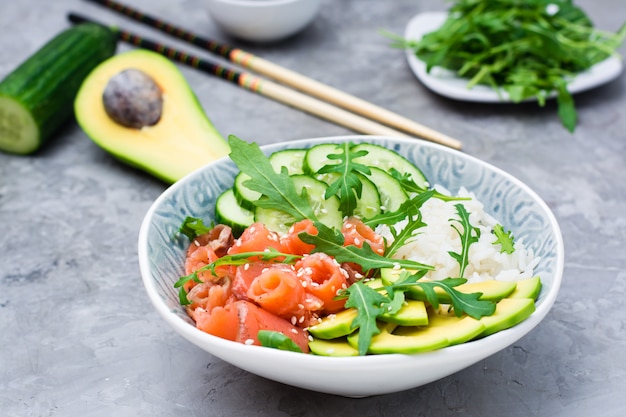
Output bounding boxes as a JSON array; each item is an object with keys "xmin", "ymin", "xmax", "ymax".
[{"xmin": 376, "ymin": 186, "xmax": 539, "ymax": 283}]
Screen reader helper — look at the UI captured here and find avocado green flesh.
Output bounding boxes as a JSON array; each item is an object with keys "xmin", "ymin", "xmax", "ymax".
[
  {"xmin": 308, "ymin": 337, "xmax": 360, "ymax": 357},
  {"xmin": 379, "ymin": 299, "xmax": 429, "ymax": 326},
  {"xmin": 308, "ymin": 309, "xmax": 358, "ymax": 340},
  {"xmin": 478, "ymin": 298, "xmax": 536, "ymax": 337},
  {"xmin": 507, "ymin": 276, "xmax": 542, "ymax": 300},
  {"xmin": 74, "ymin": 49, "xmax": 230, "ymax": 184},
  {"xmin": 307, "ymin": 298, "xmax": 428, "ymax": 340},
  {"xmin": 348, "ymin": 320, "xmax": 450, "ymax": 355},
  {"xmin": 308, "ymin": 276, "xmax": 541, "ymax": 356}
]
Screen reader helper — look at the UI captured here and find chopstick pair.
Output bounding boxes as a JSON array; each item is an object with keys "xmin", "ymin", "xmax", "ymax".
[
  {"xmin": 71, "ymin": 0, "xmax": 462, "ymax": 149},
  {"xmin": 69, "ymin": 12, "xmax": 414, "ymax": 139}
]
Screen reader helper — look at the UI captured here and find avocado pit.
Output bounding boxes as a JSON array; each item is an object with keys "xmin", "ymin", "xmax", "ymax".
[{"xmin": 102, "ymin": 68, "xmax": 163, "ymax": 129}]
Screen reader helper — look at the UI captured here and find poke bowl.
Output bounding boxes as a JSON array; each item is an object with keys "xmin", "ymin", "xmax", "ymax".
[{"xmin": 138, "ymin": 135, "xmax": 564, "ymax": 397}]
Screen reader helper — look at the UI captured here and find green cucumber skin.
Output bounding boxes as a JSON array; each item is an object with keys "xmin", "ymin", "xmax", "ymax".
[{"xmin": 0, "ymin": 23, "xmax": 117, "ymax": 154}]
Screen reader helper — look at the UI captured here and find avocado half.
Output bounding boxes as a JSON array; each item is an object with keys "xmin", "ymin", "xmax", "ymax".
[{"xmin": 74, "ymin": 49, "xmax": 230, "ymax": 183}]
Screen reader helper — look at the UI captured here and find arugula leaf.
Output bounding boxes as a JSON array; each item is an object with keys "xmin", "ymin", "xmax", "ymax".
[
  {"xmin": 388, "ymin": 169, "xmax": 469, "ymax": 202},
  {"xmin": 179, "ymin": 216, "xmax": 212, "ymax": 240},
  {"xmin": 393, "ymin": 0, "xmax": 626, "ymax": 131},
  {"xmin": 555, "ymin": 79, "xmax": 577, "ymax": 133},
  {"xmin": 384, "ymin": 271, "xmax": 495, "ymax": 319},
  {"xmin": 258, "ymin": 330, "xmax": 303, "ymax": 353},
  {"xmin": 343, "ymin": 281, "xmax": 389, "ymax": 355},
  {"xmin": 316, "ymin": 142, "xmax": 372, "ymax": 216},
  {"xmin": 364, "ymin": 190, "xmax": 434, "ymax": 257},
  {"xmin": 228, "ymin": 135, "xmax": 317, "ymax": 221},
  {"xmin": 173, "ymin": 272, "xmax": 203, "ymax": 305},
  {"xmin": 299, "ymin": 222, "xmax": 434, "ymax": 274},
  {"xmin": 492, "ymin": 224, "xmax": 515, "ymax": 254},
  {"xmin": 411, "ymin": 279, "xmax": 495, "ymax": 319},
  {"xmin": 448, "ymin": 204, "xmax": 480, "ymax": 278}
]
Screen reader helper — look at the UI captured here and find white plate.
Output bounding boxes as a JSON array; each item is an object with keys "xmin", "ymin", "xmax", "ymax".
[{"xmin": 404, "ymin": 11, "xmax": 624, "ymax": 102}]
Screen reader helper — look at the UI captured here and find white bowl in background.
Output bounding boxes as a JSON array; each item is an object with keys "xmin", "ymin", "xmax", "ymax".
[
  {"xmin": 138, "ymin": 135, "xmax": 564, "ymax": 397},
  {"xmin": 205, "ymin": 0, "xmax": 321, "ymax": 42}
]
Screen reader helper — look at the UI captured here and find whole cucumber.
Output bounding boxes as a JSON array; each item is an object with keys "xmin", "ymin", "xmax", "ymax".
[{"xmin": 0, "ymin": 23, "xmax": 117, "ymax": 154}]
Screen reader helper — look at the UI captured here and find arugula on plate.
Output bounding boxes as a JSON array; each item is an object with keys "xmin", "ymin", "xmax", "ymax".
[{"xmin": 391, "ymin": 0, "xmax": 626, "ymax": 132}]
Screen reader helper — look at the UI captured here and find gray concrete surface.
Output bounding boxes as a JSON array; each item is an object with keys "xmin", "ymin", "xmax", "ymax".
[{"xmin": 1, "ymin": 0, "xmax": 625, "ymax": 416}]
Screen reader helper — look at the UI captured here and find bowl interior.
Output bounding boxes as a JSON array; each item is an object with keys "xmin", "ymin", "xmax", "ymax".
[{"xmin": 138, "ymin": 135, "xmax": 564, "ymax": 397}]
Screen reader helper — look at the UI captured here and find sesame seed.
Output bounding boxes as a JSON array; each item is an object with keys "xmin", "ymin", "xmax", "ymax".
[
  {"xmin": 244, "ymin": 339, "xmax": 254, "ymax": 345},
  {"xmin": 291, "ymin": 316, "xmax": 297, "ymax": 325}
]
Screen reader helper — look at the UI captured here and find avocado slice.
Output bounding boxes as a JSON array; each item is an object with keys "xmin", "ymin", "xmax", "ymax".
[
  {"xmin": 348, "ymin": 320, "xmax": 450, "ymax": 355},
  {"xmin": 308, "ymin": 337, "xmax": 360, "ymax": 357},
  {"xmin": 308, "ymin": 309, "xmax": 358, "ymax": 340},
  {"xmin": 308, "ymin": 297, "xmax": 430, "ymax": 341},
  {"xmin": 422, "ymin": 307, "xmax": 486, "ymax": 346},
  {"xmin": 363, "ymin": 278, "xmax": 429, "ymax": 326},
  {"xmin": 74, "ymin": 49, "xmax": 230, "ymax": 183},
  {"xmin": 344, "ymin": 297, "xmax": 535, "ymax": 355},
  {"xmin": 380, "ymin": 268, "xmax": 518, "ymax": 303},
  {"xmin": 479, "ymin": 298, "xmax": 536, "ymax": 337},
  {"xmin": 380, "ymin": 299, "xmax": 429, "ymax": 326},
  {"xmin": 507, "ymin": 276, "xmax": 542, "ymax": 300}
]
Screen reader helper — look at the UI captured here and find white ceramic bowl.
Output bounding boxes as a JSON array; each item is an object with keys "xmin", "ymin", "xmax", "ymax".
[
  {"xmin": 138, "ymin": 135, "xmax": 564, "ymax": 397},
  {"xmin": 204, "ymin": 0, "xmax": 321, "ymax": 42}
]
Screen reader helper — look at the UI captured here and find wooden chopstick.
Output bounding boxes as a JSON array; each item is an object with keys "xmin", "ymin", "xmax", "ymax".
[
  {"xmin": 82, "ymin": 0, "xmax": 462, "ymax": 149},
  {"xmin": 68, "ymin": 13, "xmax": 413, "ymax": 139}
]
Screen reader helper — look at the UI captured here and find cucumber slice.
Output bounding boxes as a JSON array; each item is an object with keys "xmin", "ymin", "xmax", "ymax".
[
  {"xmin": 234, "ymin": 148, "xmax": 308, "ymax": 211},
  {"xmin": 269, "ymin": 148, "xmax": 307, "ymax": 175},
  {"xmin": 365, "ymin": 167, "xmax": 408, "ymax": 212},
  {"xmin": 351, "ymin": 143, "xmax": 429, "ymax": 188},
  {"xmin": 255, "ymin": 175, "xmax": 343, "ymax": 234},
  {"xmin": 303, "ymin": 143, "xmax": 340, "ymax": 174},
  {"xmin": 305, "ymin": 143, "xmax": 383, "ymax": 219},
  {"xmin": 313, "ymin": 171, "xmax": 381, "ymax": 219},
  {"xmin": 233, "ymin": 172, "xmax": 260, "ymax": 211},
  {"xmin": 215, "ymin": 188, "xmax": 254, "ymax": 237}
]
